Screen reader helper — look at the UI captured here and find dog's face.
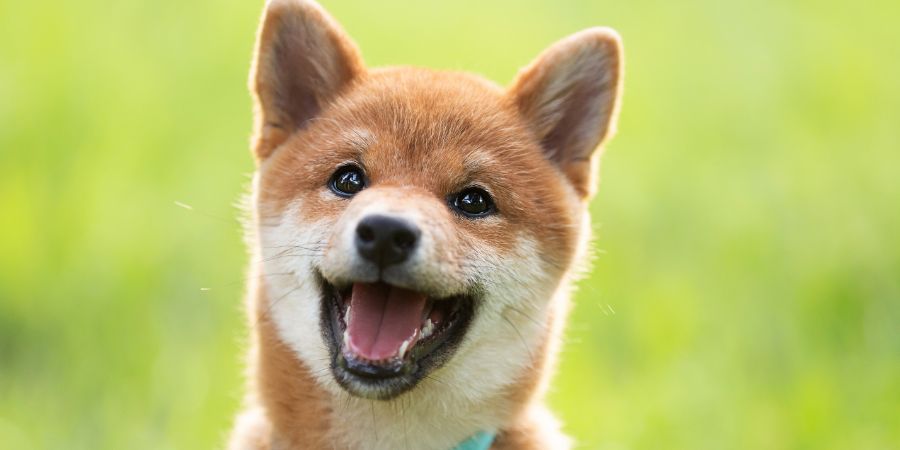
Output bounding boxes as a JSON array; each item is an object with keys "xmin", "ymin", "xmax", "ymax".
[{"xmin": 249, "ymin": 0, "xmax": 622, "ymax": 402}]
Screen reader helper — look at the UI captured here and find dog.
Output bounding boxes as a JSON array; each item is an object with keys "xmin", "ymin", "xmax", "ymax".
[{"xmin": 229, "ymin": 1, "xmax": 623, "ymax": 448}]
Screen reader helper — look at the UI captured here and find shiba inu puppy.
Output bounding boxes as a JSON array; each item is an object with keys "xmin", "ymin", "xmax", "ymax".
[{"xmin": 229, "ymin": 0, "xmax": 623, "ymax": 448}]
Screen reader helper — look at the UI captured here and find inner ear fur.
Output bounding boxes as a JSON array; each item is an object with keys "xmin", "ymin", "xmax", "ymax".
[
  {"xmin": 249, "ymin": 0, "xmax": 365, "ymax": 160},
  {"xmin": 508, "ymin": 27, "xmax": 623, "ymax": 198}
]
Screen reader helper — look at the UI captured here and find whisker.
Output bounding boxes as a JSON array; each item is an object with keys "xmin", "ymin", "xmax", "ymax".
[
  {"xmin": 252, "ymin": 283, "xmax": 303, "ymax": 329},
  {"xmin": 500, "ymin": 313, "xmax": 536, "ymax": 363},
  {"xmin": 505, "ymin": 305, "xmax": 546, "ymax": 330}
]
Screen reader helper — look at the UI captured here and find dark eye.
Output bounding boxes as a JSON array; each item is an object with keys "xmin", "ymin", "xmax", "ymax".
[
  {"xmin": 452, "ymin": 187, "xmax": 495, "ymax": 217},
  {"xmin": 330, "ymin": 165, "xmax": 366, "ymax": 197}
]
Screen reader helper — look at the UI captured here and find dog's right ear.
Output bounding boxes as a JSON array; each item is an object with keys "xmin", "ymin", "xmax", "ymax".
[{"xmin": 249, "ymin": 0, "xmax": 364, "ymax": 160}]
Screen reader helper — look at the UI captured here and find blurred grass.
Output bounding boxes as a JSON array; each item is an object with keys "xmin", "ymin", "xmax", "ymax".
[{"xmin": 1, "ymin": 0, "xmax": 898, "ymax": 448}]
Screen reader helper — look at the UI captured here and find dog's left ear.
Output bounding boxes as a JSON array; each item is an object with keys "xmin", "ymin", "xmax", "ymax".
[
  {"xmin": 249, "ymin": 0, "xmax": 365, "ymax": 161},
  {"xmin": 508, "ymin": 28, "xmax": 623, "ymax": 198}
]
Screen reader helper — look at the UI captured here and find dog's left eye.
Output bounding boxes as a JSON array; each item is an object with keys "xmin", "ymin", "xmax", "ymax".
[
  {"xmin": 330, "ymin": 165, "xmax": 366, "ymax": 197},
  {"xmin": 451, "ymin": 187, "xmax": 495, "ymax": 217}
]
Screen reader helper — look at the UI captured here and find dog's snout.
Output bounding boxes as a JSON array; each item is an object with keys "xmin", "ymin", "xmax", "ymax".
[{"xmin": 355, "ymin": 215, "xmax": 420, "ymax": 267}]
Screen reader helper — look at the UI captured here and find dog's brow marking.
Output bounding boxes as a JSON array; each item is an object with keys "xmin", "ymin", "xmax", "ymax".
[
  {"xmin": 341, "ymin": 127, "xmax": 375, "ymax": 153},
  {"xmin": 462, "ymin": 149, "xmax": 497, "ymax": 173}
]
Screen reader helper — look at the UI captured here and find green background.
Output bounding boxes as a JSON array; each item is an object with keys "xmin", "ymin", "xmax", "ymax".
[{"xmin": 1, "ymin": 0, "xmax": 898, "ymax": 448}]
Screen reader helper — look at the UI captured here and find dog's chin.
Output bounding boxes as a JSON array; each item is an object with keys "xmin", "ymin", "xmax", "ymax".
[{"xmin": 316, "ymin": 271, "xmax": 475, "ymax": 400}]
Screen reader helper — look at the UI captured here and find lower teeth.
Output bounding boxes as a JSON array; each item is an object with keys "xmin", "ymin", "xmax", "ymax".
[
  {"xmin": 398, "ymin": 338, "xmax": 411, "ymax": 358},
  {"xmin": 421, "ymin": 318, "xmax": 435, "ymax": 339}
]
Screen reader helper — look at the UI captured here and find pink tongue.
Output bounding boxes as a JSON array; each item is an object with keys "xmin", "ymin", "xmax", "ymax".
[{"xmin": 347, "ymin": 282, "xmax": 427, "ymax": 361}]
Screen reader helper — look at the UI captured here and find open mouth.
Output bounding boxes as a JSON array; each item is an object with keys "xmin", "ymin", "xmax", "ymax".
[{"xmin": 318, "ymin": 274, "xmax": 474, "ymax": 399}]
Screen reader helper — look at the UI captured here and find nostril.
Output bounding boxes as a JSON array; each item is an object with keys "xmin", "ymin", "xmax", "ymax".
[
  {"xmin": 356, "ymin": 223, "xmax": 375, "ymax": 242},
  {"xmin": 355, "ymin": 215, "xmax": 421, "ymax": 266},
  {"xmin": 392, "ymin": 229, "xmax": 417, "ymax": 250}
]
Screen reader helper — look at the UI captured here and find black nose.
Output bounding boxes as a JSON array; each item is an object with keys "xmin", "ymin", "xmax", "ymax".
[{"xmin": 355, "ymin": 215, "xmax": 420, "ymax": 267}]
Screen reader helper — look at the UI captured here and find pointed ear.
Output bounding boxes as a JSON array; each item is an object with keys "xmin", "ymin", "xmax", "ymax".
[
  {"xmin": 249, "ymin": 0, "xmax": 365, "ymax": 160},
  {"xmin": 508, "ymin": 27, "xmax": 623, "ymax": 198}
]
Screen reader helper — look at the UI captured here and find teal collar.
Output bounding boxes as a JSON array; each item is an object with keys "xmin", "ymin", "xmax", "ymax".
[{"xmin": 452, "ymin": 431, "xmax": 496, "ymax": 450}]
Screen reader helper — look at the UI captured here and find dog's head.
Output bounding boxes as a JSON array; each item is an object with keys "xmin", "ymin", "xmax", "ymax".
[{"xmin": 249, "ymin": 0, "xmax": 622, "ymax": 402}]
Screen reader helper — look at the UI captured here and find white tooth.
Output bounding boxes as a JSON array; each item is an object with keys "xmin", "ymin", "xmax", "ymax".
[
  {"xmin": 398, "ymin": 338, "xmax": 411, "ymax": 358},
  {"xmin": 343, "ymin": 330, "xmax": 350, "ymax": 348},
  {"xmin": 421, "ymin": 319, "xmax": 434, "ymax": 339},
  {"xmin": 344, "ymin": 304, "xmax": 352, "ymax": 323}
]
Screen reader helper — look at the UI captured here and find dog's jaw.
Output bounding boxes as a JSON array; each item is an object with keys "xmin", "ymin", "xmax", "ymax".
[{"xmin": 254, "ymin": 194, "xmax": 572, "ymax": 449}]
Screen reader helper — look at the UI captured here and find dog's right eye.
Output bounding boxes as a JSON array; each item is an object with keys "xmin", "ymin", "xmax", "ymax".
[
  {"xmin": 451, "ymin": 187, "xmax": 495, "ymax": 218},
  {"xmin": 330, "ymin": 165, "xmax": 366, "ymax": 197}
]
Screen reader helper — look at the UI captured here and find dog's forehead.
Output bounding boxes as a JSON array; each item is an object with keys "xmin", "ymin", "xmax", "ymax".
[{"xmin": 325, "ymin": 69, "xmax": 535, "ymax": 187}]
